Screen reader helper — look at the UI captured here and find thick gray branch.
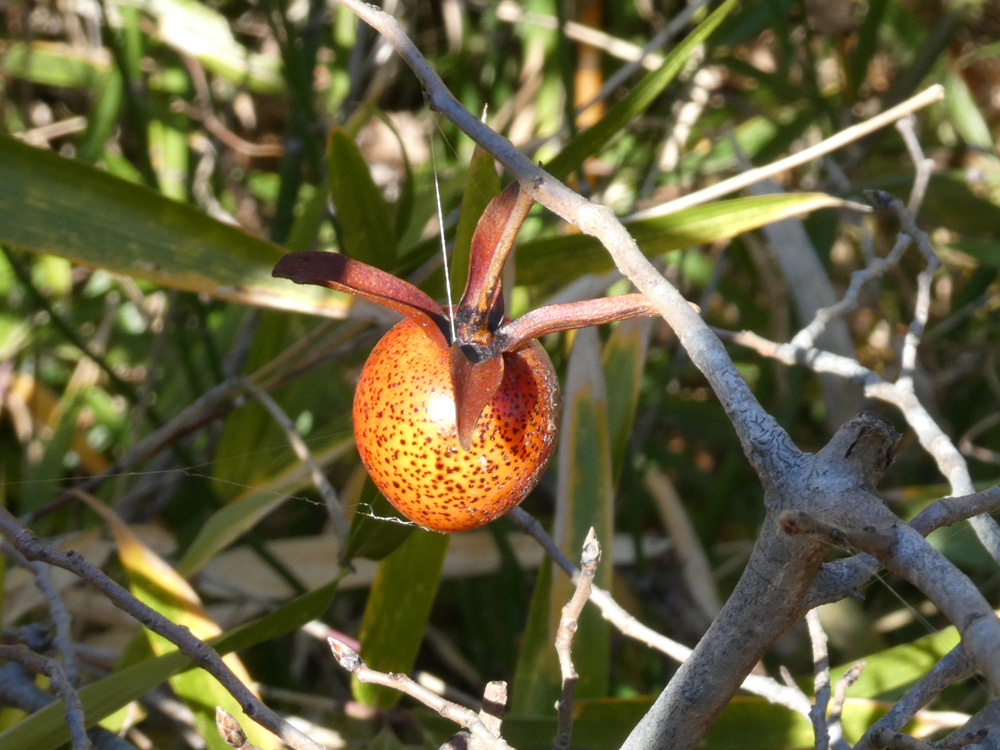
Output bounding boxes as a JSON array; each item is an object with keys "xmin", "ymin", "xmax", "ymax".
[{"xmin": 621, "ymin": 412, "xmax": 900, "ymax": 750}]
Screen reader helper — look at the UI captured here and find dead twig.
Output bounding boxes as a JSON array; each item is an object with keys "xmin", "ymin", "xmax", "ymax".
[
  {"xmin": 782, "ymin": 507, "xmax": 1000, "ymax": 693},
  {"xmin": 828, "ymin": 662, "xmax": 864, "ymax": 750},
  {"xmin": 553, "ymin": 529, "xmax": 601, "ymax": 750},
  {"xmin": 240, "ymin": 378, "xmax": 350, "ymax": 542},
  {"xmin": 625, "ymin": 86, "xmax": 944, "ymax": 220},
  {"xmin": 4, "ymin": 544, "xmax": 80, "ymax": 688},
  {"xmin": 909, "ymin": 486, "xmax": 1000, "ymax": 537},
  {"xmin": 327, "ymin": 638, "xmax": 511, "ymax": 750},
  {"xmin": 0, "ymin": 507, "xmax": 327, "ymax": 750},
  {"xmin": 853, "ymin": 648, "xmax": 972, "ymax": 750},
  {"xmin": 0, "ymin": 643, "xmax": 90, "ymax": 750},
  {"xmin": 806, "ymin": 610, "xmax": 831, "ymax": 750},
  {"xmin": 470, "ymin": 681, "xmax": 508, "ymax": 750},
  {"xmin": 507, "ymin": 508, "xmax": 813, "ymax": 718}
]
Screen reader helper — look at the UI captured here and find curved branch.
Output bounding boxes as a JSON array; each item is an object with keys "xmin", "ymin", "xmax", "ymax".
[
  {"xmin": 338, "ymin": 0, "xmax": 798, "ymax": 478},
  {"xmin": 0, "ymin": 508, "xmax": 327, "ymax": 750}
]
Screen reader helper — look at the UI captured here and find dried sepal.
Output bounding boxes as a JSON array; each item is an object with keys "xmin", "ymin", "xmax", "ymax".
[
  {"xmin": 449, "ymin": 344, "xmax": 505, "ymax": 450},
  {"xmin": 273, "ymin": 251, "xmax": 450, "ymax": 348},
  {"xmin": 454, "ymin": 183, "xmax": 534, "ymax": 346},
  {"xmin": 494, "ymin": 294, "xmax": 662, "ymax": 352}
]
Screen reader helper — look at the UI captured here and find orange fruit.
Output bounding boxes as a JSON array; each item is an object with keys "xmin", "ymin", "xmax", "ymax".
[{"xmin": 353, "ymin": 317, "xmax": 560, "ymax": 532}]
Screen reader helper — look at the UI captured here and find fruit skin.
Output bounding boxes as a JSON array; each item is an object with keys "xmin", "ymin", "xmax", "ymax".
[{"xmin": 353, "ymin": 317, "xmax": 561, "ymax": 533}]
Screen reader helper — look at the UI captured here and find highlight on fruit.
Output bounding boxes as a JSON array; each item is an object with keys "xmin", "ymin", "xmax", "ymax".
[{"xmin": 273, "ymin": 180, "xmax": 662, "ymax": 532}]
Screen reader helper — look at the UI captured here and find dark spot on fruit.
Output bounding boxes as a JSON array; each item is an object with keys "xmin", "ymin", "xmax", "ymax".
[{"xmin": 352, "ymin": 317, "xmax": 560, "ymax": 532}]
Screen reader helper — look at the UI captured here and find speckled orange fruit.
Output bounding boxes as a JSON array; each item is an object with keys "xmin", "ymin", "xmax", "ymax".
[{"xmin": 353, "ymin": 317, "xmax": 560, "ymax": 532}]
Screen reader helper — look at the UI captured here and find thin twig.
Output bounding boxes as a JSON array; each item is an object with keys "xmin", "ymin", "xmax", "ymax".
[
  {"xmin": 240, "ymin": 378, "xmax": 350, "ymax": 543},
  {"xmin": 553, "ymin": 529, "xmax": 601, "ymax": 750},
  {"xmin": 5, "ymin": 544, "xmax": 81, "ymax": 688},
  {"xmin": 936, "ymin": 728, "xmax": 991, "ymax": 750},
  {"xmin": 327, "ymin": 638, "xmax": 511, "ymax": 750},
  {"xmin": 853, "ymin": 648, "xmax": 971, "ymax": 750},
  {"xmin": 471, "ymin": 682, "xmax": 508, "ymax": 750},
  {"xmin": 894, "ymin": 115, "xmax": 936, "ymax": 217},
  {"xmin": 869, "ymin": 192, "xmax": 941, "ymax": 386},
  {"xmin": 0, "ymin": 662, "xmax": 132, "ymax": 750},
  {"xmin": 0, "ymin": 643, "xmax": 91, "ymax": 750},
  {"xmin": 0, "ymin": 508, "xmax": 328, "ymax": 750},
  {"xmin": 726, "ymin": 326, "xmax": 1000, "ymax": 566},
  {"xmin": 909, "ymin": 486, "xmax": 1000, "ymax": 537},
  {"xmin": 827, "ymin": 662, "xmax": 864, "ymax": 750},
  {"xmin": 788, "ymin": 227, "xmax": 911, "ymax": 352},
  {"xmin": 868, "ymin": 728, "xmax": 936, "ymax": 750},
  {"xmin": 625, "ymin": 85, "xmax": 945, "ymax": 220},
  {"xmin": 959, "ymin": 411, "xmax": 1000, "ymax": 466},
  {"xmin": 507, "ymin": 509, "xmax": 814, "ymax": 717},
  {"xmin": 782, "ymin": 508, "xmax": 1000, "ymax": 691},
  {"xmin": 806, "ymin": 610, "xmax": 831, "ymax": 750},
  {"xmin": 934, "ymin": 699, "xmax": 999, "ymax": 750}
]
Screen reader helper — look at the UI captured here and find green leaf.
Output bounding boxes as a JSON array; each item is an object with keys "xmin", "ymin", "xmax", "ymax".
[
  {"xmin": 510, "ymin": 554, "xmax": 555, "ymax": 714},
  {"xmin": 149, "ymin": 118, "xmax": 188, "ymax": 202},
  {"xmin": 77, "ymin": 70, "xmax": 125, "ymax": 163},
  {"xmin": 515, "ymin": 193, "xmax": 845, "ymax": 285},
  {"xmin": 0, "ymin": 136, "xmax": 350, "ymax": 318},
  {"xmin": 829, "ymin": 626, "xmax": 960, "ymax": 699},
  {"xmin": 120, "ymin": 0, "xmax": 283, "ymax": 93},
  {"xmin": 0, "ymin": 576, "xmax": 344, "ymax": 750},
  {"xmin": 511, "ymin": 329, "xmax": 618, "ymax": 714},
  {"xmin": 544, "ymin": 0, "xmax": 736, "ymax": 180},
  {"xmin": 550, "ymin": 328, "xmax": 613, "ymax": 699},
  {"xmin": 2, "ymin": 41, "xmax": 110, "ymax": 89},
  {"xmin": 285, "ymin": 177, "xmax": 331, "ymax": 254},
  {"xmin": 603, "ymin": 318, "xmax": 653, "ymax": 483},
  {"xmin": 327, "ymin": 127, "xmax": 398, "ymax": 269},
  {"xmin": 943, "ymin": 65, "xmax": 994, "ymax": 150},
  {"xmin": 352, "ymin": 529, "xmax": 449, "ymax": 708},
  {"xmin": 948, "ymin": 237, "xmax": 1000, "ymax": 270},
  {"xmin": 180, "ymin": 433, "xmax": 355, "ymax": 575}
]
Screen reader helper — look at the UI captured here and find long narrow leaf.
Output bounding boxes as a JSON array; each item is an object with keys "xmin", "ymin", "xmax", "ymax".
[
  {"xmin": 328, "ymin": 127, "xmax": 399, "ymax": 269},
  {"xmin": 0, "ymin": 137, "xmax": 350, "ymax": 317},
  {"xmin": 75, "ymin": 495, "xmax": 276, "ymax": 750},
  {"xmin": 0, "ymin": 567, "xmax": 344, "ymax": 750},
  {"xmin": 549, "ymin": 328, "xmax": 614, "ymax": 699},
  {"xmin": 516, "ymin": 193, "xmax": 845, "ymax": 285},
  {"xmin": 180, "ymin": 434, "xmax": 354, "ymax": 575},
  {"xmin": 352, "ymin": 530, "xmax": 449, "ymax": 708},
  {"xmin": 545, "ymin": 0, "xmax": 736, "ymax": 180},
  {"xmin": 602, "ymin": 318, "xmax": 653, "ymax": 482}
]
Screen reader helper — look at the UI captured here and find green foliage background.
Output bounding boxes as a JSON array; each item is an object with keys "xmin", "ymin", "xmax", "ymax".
[{"xmin": 1, "ymin": 0, "xmax": 1000, "ymax": 747}]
